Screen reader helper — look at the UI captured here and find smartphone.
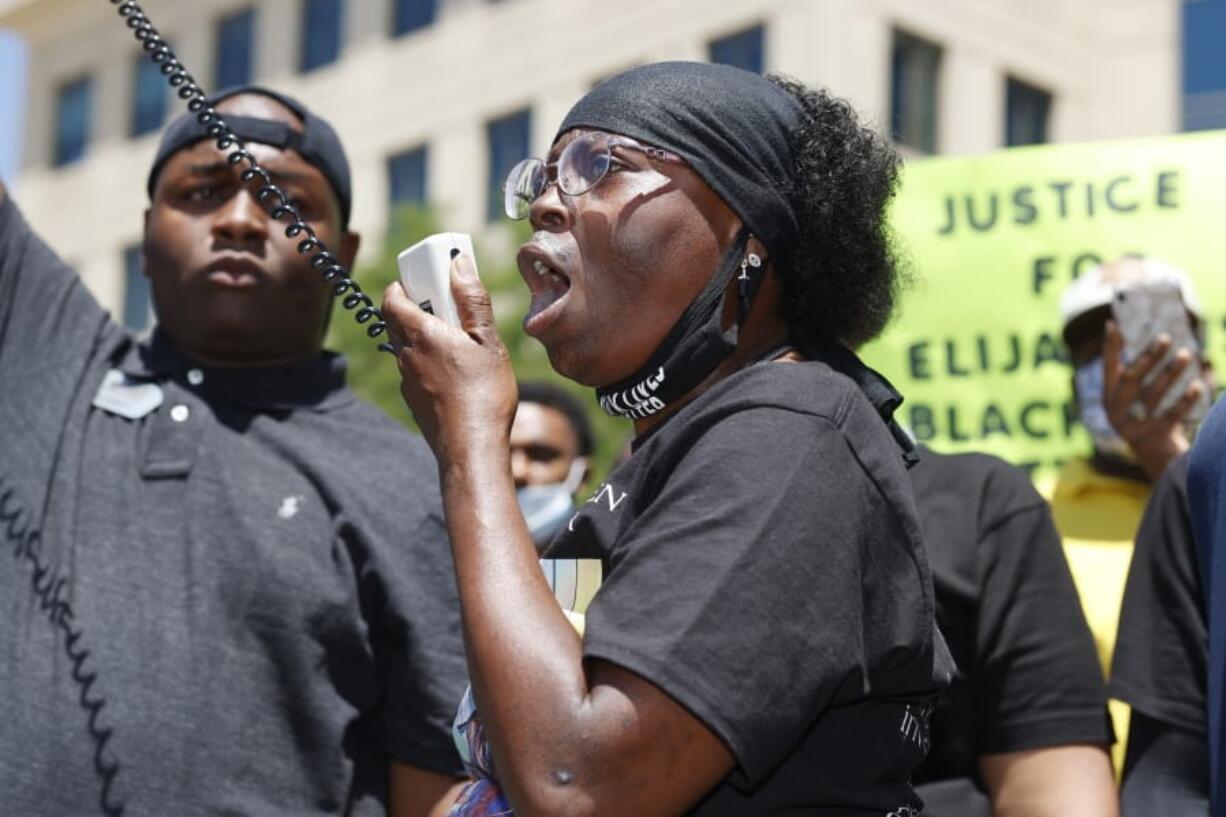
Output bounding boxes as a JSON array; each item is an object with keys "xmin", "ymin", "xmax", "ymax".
[
  {"xmin": 396, "ymin": 233, "xmax": 478, "ymax": 328},
  {"xmin": 1111, "ymin": 281, "xmax": 1209, "ymax": 423}
]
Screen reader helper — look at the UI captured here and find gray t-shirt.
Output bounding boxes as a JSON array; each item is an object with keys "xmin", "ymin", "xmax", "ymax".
[{"xmin": 0, "ymin": 195, "xmax": 468, "ymax": 815}]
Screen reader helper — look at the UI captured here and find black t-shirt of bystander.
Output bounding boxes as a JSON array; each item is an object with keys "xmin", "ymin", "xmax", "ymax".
[
  {"xmin": 1111, "ymin": 453, "xmax": 1207, "ymax": 735},
  {"xmin": 1110, "ymin": 452, "xmax": 1210, "ymax": 813},
  {"xmin": 908, "ymin": 450, "xmax": 1112, "ymax": 815},
  {"xmin": 549, "ymin": 360, "xmax": 954, "ymax": 816}
]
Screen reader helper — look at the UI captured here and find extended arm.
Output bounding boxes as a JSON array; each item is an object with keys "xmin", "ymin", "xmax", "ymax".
[
  {"xmin": 436, "ymin": 434, "xmax": 733, "ymax": 817},
  {"xmin": 0, "ymin": 172, "xmax": 109, "ymax": 379},
  {"xmin": 981, "ymin": 746, "xmax": 1118, "ymax": 817}
]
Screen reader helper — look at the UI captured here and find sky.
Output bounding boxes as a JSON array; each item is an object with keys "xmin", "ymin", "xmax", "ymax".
[{"xmin": 0, "ymin": 30, "xmax": 28, "ymax": 182}]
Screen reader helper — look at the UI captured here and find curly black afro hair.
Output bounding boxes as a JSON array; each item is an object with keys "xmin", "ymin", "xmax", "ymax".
[{"xmin": 767, "ymin": 75, "xmax": 906, "ymax": 349}]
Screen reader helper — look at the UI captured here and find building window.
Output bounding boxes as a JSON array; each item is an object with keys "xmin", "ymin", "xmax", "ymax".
[
  {"xmin": 300, "ymin": 0, "xmax": 343, "ymax": 73},
  {"xmin": 392, "ymin": 0, "xmax": 437, "ymax": 36},
  {"xmin": 131, "ymin": 50, "xmax": 169, "ymax": 138},
  {"xmin": 1005, "ymin": 77, "xmax": 1051, "ymax": 147},
  {"xmin": 388, "ymin": 145, "xmax": 429, "ymax": 209},
  {"xmin": 1183, "ymin": 0, "xmax": 1226, "ymax": 130},
  {"xmin": 122, "ymin": 245, "xmax": 153, "ymax": 332},
  {"xmin": 708, "ymin": 24, "xmax": 765, "ymax": 74},
  {"xmin": 890, "ymin": 30, "xmax": 941, "ymax": 154},
  {"xmin": 215, "ymin": 8, "xmax": 256, "ymax": 90},
  {"xmin": 486, "ymin": 109, "xmax": 531, "ymax": 222},
  {"xmin": 53, "ymin": 76, "xmax": 92, "ymax": 167}
]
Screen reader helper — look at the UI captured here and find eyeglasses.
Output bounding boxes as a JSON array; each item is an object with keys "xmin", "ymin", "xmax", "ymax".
[{"xmin": 502, "ymin": 131, "xmax": 685, "ymax": 221}]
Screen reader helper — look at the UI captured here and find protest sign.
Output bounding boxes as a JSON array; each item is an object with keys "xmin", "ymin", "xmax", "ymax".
[{"xmin": 861, "ymin": 131, "xmax": 1226, "ymax": 475}]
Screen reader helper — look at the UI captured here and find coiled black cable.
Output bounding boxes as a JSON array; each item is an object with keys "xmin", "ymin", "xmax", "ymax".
[{"xmin": 110, "ymin": 0, "xmax": 392, "ymax": 350}]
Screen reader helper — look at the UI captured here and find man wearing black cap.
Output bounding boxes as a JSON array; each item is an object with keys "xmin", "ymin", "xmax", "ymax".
[{"xmin": 0, "ymin": 88, "xmax": 467, "ymax": 815}]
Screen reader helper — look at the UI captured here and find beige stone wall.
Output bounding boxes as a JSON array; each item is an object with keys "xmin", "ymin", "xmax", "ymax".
[{"xmin": 0, "ymin": 0, "xmax": 1179, "ymax": 317}]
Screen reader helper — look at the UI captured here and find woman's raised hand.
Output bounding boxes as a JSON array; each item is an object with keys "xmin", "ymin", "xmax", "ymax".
[{"xmin": 381, "ymin": 254, "xmax": 518, "ymax": 464}]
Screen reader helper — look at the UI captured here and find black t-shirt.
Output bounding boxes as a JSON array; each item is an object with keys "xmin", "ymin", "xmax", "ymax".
[
  {"xmin": 1111, "ymin": 452, "xmax": 1207, "ymax": 736},
  {"xmin": 549, "ymin": 359, "xmax": 954, "ymax": 816},
  {"xmin": 907, "ymin": 450, "xmax": 1112, "ymax": 812},
  {"xmin": 0, "ymin": 194, "xmax": 467, "ymax": 814}
]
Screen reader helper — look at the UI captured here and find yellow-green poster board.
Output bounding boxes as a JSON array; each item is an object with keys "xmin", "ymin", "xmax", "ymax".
[{"xmin": 860, "ymin": 131, "xmax": 1226, "ymax": 477}]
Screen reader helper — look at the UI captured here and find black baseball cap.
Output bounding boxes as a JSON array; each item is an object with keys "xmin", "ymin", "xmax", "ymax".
[{"xmin": 147, "ymin": 84, "xmax": 353, "ymax": 226}]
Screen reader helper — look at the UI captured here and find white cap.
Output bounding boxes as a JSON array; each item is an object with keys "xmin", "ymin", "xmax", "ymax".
[{"xmin": 1059, "ymin": 255, "xmax": 1205, "ymax": 328}]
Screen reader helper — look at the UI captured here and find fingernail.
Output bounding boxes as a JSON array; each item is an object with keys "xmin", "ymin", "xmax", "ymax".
[{"xmin": 456, "ymin": 256, "xmax": 478, "ymax": 282}]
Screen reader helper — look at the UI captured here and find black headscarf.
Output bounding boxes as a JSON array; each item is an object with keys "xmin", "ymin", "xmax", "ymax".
[{"xmin": 559, "ymin": 61, "xmax": 802, "ymax": 271}]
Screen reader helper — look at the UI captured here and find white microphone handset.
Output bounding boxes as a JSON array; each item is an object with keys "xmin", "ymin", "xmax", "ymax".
[{"xmin": 396, "ymin": 232, "xmax": 478, "ymax": 328}]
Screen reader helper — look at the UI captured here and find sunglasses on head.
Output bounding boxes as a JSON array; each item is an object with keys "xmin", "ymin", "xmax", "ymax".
[{"xmin": 502, "ymin": 131, "xmax": 685, "ymax": 221}]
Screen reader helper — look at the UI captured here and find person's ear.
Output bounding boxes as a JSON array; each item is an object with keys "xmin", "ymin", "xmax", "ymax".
[{"xmin": 339, "ymin": 229, "xmax": 361, "ymax": 271}]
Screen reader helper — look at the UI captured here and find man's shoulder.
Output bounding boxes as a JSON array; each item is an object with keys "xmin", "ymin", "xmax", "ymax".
[
  {"xmin": 322, "ymin": 392, "xmax": 434, "ymax": 459},
  {"xmin": 294, "ymin": 391, "xmax": 441, "ymax": 496},
  {"xmin": 913, "ymin": 448, "xmax": 1033, "ymax": 494},
  {"xmin": 1135, "ymin": 451, "xmax": 1193, "ymax": 559},
  {"xmin": 1154, "ymin": 450, "xmax": 1191, "ymax": 501}
]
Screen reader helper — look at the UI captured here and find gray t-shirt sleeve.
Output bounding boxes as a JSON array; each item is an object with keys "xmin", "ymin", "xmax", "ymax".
[
  {"xmin": 0, "ymin": 195, "xmax": 114, "ymax": 508},
  {"xmin": 0, "ymin": 195, "xmax": 109, "ymax": 372}
]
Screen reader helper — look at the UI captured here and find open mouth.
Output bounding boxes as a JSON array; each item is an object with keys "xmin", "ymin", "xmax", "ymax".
[{"xmin": 521, "ymin": 253, "xmax": 572, "ymax": 336}]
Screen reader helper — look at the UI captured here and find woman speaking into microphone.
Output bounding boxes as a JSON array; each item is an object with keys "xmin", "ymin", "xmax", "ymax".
[{"xmin": 382, "ymin": 62, "xmax": 952, "ymax": 817}]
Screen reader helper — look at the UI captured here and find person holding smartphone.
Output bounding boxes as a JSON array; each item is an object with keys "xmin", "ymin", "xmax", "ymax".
[
  {"xmin": 1040, "ymin": 255, "xmax": 1212, "ymax": 773},
  {"xmin": 381, "ymin": 61, "xmax": 952, "ymax": 816}
]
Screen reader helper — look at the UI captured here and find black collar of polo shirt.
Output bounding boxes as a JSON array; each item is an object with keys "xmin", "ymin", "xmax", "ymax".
[{"xmin": 118, "ymin": 329, "xmax": 353, "ymax": 413}]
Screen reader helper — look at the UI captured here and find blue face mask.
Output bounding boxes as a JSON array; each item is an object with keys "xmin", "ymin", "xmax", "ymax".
[
  {"xmin": 1074, "ymin": 357, "xmax": 1135, "ymax": 462},
  {"xmin": 516, "ymin": 458, "xmax": 588, "ymax": 553}
]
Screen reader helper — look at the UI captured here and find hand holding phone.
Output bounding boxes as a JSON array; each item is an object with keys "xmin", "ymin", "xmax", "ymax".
[
  {"xmin": 1111, "ymin": 281, "xmax": 1209, "ymax": 424},
  {"xmin": 1101, "ymin": 280, "xmax": 1208, "ymax": 480},
  {"xmin": 396, "ymin": 233, "xmax": 478, "ymax": 328}
]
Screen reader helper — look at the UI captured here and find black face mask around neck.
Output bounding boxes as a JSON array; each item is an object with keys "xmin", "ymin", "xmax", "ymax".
[{"xmin": 595, "ymin": 229, "xmax": 754, "ymax": 421}]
